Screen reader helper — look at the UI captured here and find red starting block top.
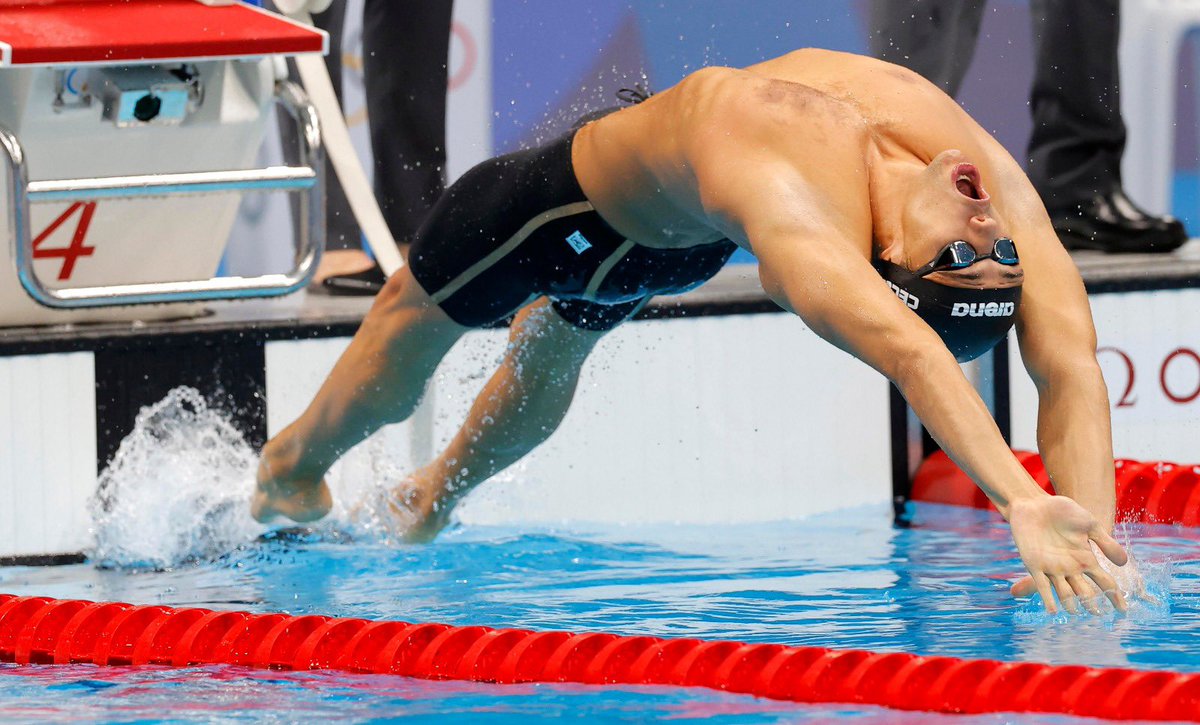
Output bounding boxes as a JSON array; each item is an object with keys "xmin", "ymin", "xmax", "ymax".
[{"xmin": 0, "ymin": 0, "xmax": 327, "ymax": 67}]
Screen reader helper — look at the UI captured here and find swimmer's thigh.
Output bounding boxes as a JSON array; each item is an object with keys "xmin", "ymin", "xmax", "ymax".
[
  {"xmin": 407, "ymin": 152, "xmax": 549, "ymax": 327},
  {"xmin": 507, "ymin": 297, "xmax": 619, "ymax": 369}
]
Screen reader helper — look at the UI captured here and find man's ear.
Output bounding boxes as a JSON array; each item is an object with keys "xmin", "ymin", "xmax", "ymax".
[{"xmin": 875, "ymin": 234, "xmax": 908, "ymax": 268}]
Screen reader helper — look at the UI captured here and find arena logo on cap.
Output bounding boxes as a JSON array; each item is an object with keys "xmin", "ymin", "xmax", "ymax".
[
  {"xmin": 884, "ymin": 280, "xmax": 919, "ymax": 310},
  {"xmin": 952, "ymin": 302, "xmax": 1015, "ymax": 318}
]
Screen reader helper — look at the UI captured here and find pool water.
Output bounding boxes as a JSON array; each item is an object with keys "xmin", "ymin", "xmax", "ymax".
[
  {"xmin": 0, "ymin": 503, "xmax": 1192, "ymax": 723},
  {"xmin": 0, "ymin": 661, "xmax": 1035, "ymax": 723}
]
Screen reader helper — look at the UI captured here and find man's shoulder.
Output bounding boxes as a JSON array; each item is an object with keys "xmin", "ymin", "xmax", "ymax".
[
  {"xmin": 671, "ymin": 65, "xmax": 864, "ymax": 135},
  {"xmin": 669, "ymin": 65, "xmax": 752, "ymax": 99}
]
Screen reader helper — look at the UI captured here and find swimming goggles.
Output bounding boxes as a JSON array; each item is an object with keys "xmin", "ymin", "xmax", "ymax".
[{"xmin": 914, "ymin": 238, "xmax": 1019, "ymax": 277}]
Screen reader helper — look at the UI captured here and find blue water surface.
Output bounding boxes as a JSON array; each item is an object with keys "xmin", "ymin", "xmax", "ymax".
[{"xmin": 0, "ymin": 503, "xmax": 1195, "ymax": 723}]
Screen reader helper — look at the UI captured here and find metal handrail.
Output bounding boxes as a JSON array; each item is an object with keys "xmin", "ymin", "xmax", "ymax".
[
  {"xmin": 2, "ymin": 79, "xmax": 324, "ymax": 308},
  {"xmin": 27, "ymin": 167, "xmax": 317, "ymax": 202}
]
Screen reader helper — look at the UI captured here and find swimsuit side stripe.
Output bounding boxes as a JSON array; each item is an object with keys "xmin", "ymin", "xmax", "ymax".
[
  {"xmin": 583, "ymin": 239, "xmax": 637, "ymax": 299},
  {"xmin": 428, "ymin": 201, "xmax": 597, "ymax": 305}
]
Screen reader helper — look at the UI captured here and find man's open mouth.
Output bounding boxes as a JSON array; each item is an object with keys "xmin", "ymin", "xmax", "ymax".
[{"xmin": 952, "ymin": 163, "xmax": 988, "ymax": 201}]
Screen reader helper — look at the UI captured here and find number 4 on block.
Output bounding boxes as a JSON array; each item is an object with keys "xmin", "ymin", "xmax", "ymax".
[{"xmin": 32, "ymin": 202, "xmax": 97, "ymax": 281}]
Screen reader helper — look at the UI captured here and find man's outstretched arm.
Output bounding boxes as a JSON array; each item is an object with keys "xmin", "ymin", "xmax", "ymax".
[
  {"xmin": 714, "ymin": 149, "xmax": 1127, "ymax": 611},
  {"xmin": 989, "ymin": 154, "xmax": 1118, "ymax": 532},
  {"xmin": 752, "ymin": 223, "xmax": 1126, "ymax": 612},
  {"xmin": 1016, "ymin": 246, "xmax": 1116, "ymax": 529},
  {"xmin": 981, "ymin": 149, "xmax": 1127, "ymax": 606}
]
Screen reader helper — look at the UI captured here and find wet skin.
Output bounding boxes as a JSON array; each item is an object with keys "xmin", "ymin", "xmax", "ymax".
[{"xmin": 256, "ymin": 49, "xmax": 1127, "ymax": 613}]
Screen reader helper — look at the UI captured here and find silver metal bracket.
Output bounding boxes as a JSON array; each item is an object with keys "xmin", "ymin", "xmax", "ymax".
[{"xmin": 3, "ymin": 79, "xmax": 324, "ymax": 308}]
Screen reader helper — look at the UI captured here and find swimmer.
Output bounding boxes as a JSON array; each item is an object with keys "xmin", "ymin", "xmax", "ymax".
[{"xmin": 253, "ymin": 48, "xmax": 1129, "ymax": 614}]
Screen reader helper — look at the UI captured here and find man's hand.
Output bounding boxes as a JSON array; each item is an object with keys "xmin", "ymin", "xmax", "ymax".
[{"xmin": 1007, "ymin": 494, "xmax": 1129, "ymax": 614}]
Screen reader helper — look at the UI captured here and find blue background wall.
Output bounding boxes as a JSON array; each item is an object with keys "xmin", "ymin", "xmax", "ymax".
[
  {"xmin": 490, "ymin": 1, "xmax": 1032, "ymax": 153},
  {"xmin": 487, "ymin": 1, "xmax": 1200, "ymax": 234}
]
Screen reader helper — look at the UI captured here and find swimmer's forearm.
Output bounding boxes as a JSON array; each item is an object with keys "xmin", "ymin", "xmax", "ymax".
[
  {"xmin": 752, "ymin": 238, "xmax": 1045, "ymax": 514},
  {"xmin": 893, "ymin": 344, "xmax": 1048, "ymax": 518},
  {"xmin": 1033, "ymin": 362, "xmax": 1116, "ymax": 531}
]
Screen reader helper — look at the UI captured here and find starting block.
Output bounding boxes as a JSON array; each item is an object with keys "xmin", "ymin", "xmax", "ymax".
[{"xmin": 0, "ymin": 0, "xmax": 327, "ymax": 326}]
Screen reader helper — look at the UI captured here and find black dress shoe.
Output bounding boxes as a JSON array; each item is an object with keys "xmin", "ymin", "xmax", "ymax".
[
  {"xmin": 314, "ymin": 264, "xmax": 387, "ymax": 296},
  {"xmin": 1050, "ymin": 187, "xmax": 1188, "ymax": 254}
]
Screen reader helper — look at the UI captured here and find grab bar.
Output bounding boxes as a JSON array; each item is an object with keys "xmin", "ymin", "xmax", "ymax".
[{"xmin": 1, "ymin": 80, "xmax": 324, "ymax": 308}]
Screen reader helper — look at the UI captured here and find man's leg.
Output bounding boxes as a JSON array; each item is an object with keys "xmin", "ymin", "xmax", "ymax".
[
  {"xmin": 866, "ymin": 0, "xmax": 988, "ymax": 96},
  {"xmin": 1028, "ymin": 0, "xmax": 1187, "ymax": 251},
  {"xmin": 253, "ymin": 265, "xmax": 469, "ymax": 522},
  {"xmin": 390, "ymin": 298, "xmax": 608, "ymax": 540},
  {"xmin": 318, "ymin": 0, "xmax": 453, "ymax": 295},
  {"xmin": 363, "ymin": 0, "xmax": 454, "ymax": 247},
  {"xmin": 1026, "ymin": 0, "xmax": 1123, "ymax": 209},
  {"xmin": 272, "ymin": 0, "xmax": 369, "ymax": 281}
]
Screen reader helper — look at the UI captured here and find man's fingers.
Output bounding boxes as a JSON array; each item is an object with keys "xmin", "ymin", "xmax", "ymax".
[
  {"xmin": 1067, "ymin": 574, "xmax": 1101, "ymax": 615},
  {"xmin": 1051, "ymin": 574, "xmax": 1079, "ymax": 614},
  {"xmin": 1085, "ymin": 566, "xmax": 1128, "ymax": 613},
  {"xmin": 1067, "ymin": 572, "xmax": 1100, "ymax": 598},
  {"xmin": 1032, "ymin": 571, "xmax": 1057, "ymax": 614},
  {"xmin": 1090, "ymin": 526, "xmax": 1129, "ymax": 566},
  {"xmin": 1011, "ymin": 576, "xmax": 1037, "ymax": 598}
]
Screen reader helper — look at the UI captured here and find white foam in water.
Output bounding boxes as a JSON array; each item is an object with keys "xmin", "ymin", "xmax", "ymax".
[
  {"xmin": 88, "ymin": 386, "xmax": 265, "ymax": 569},
  {"xmin": 88, "ymin": 386, "xmax": 455, "ymax": 565},
  {"xmin": 1013, "ymin": 541, "xmax": 1172, "ymax": 626}
]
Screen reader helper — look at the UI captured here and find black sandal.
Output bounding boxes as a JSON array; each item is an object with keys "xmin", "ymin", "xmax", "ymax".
[{"xmin": 316, "ymin": 264, "xmax": 387, "ymax": 296}]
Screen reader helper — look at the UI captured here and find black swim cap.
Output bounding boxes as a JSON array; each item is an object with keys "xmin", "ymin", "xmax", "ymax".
[{"xmin": 874, "ymin": 259, "xmax": 1021, "ymax": 362}]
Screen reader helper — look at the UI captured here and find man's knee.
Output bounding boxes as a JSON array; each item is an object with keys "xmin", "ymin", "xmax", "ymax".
[
  {"xmin": 372, "ymin": 265, "xmax": 421, "ymax": 308},
  {"xmin": 369, "ymin": 267, "xmax": 463, "ymax": 330}
]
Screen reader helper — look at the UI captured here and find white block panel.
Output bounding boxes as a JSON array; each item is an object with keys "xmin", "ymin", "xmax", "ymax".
[
  {"xmin": 454, "ymin": 314, "xmax": 892, "ymax": 525},
  {"xmin": 0, "ymin": 352, "xmax": 97, "ymax": 557},
  {"xmin": 1010, "ymin": 289, "xmax": 1200, "ymax": 462},
  {"xmin": 265, "ymin": 336, "xmax": 352, "ymax": 438},
  {"xmin": 266, "ymin": 313, "xmax": 892, "ymax": 525}
]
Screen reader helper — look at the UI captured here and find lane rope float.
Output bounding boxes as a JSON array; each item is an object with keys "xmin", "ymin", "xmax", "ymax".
[
  {"xmin": 913, "ymin": 451, "xmax": 1200, "ymax": 526},
  {"xmin": 0, "ymin": 594, "xmax": 1196, "ymax": 720}
]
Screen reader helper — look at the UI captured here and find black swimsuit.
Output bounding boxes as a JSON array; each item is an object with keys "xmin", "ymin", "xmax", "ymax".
[{"xmin": 408, "ymin": 112, "xmax": 738, "ymax": 331}]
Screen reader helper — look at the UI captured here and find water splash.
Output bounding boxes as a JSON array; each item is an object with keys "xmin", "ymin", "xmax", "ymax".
[
  {"xmin": 1013, "ymin": 547, "xmax": 1172, "ymax": 625},
  {"xmin": 85, "ymin": 386, "xmax": 464, "ymax": 566},
  {"xmin": 88, "ymin": 387, "xmax": 264, "ymax": 569},
  {"xmin": 337, "ymin": 434, "xmax": 425, "ymax": 545}
]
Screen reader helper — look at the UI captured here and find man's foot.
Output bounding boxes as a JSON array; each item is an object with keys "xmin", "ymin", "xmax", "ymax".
[
  {"xmin": 1051, "ymin": 188, "xmax": 1188, "ymax": 254},
  {"xmin": 251, "ymin": 458, "xmax": 333, "ymax": 524},
  {"xmin": 308, "ymin": 249, "xmax": 388, "ymax": 297},
  {"xmin": 384, "ymin": 478, "xmax": 443, "ymax": 542},
  {"xmin": 363, "ymin": 468, "xmax": 459, "ymax": 542}
]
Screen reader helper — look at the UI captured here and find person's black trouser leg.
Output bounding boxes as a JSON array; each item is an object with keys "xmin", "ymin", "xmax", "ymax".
[
  {"xmin": 1029, "ymin": 0, "xmax": 1186, "ymax": 249},
  {"xmin": 362, "ymin": 0, "xmax": 454, "ymax": 248},
  {"xmin": 867, "ymin": 0, "xmax": 988, "ymax": 96},
  {"xmin": 276, "ymin": 0, "xmax": 362, "ymax": 252},
  {"xmin": 1025, "ymin": 0, "xmax": 1123, "ymax": 209}
]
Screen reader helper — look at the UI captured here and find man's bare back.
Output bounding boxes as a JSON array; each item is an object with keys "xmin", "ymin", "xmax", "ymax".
[{"xmin": 573, "ymin": 49, "xmax": 1009, "ymax": 258}]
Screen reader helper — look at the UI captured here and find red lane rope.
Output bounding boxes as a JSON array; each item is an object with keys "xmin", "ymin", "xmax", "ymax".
[
  {"xmin": 912, "ymin": 451, "xmax": 1200, "ymax": 526},
  {"xmin": 0, "ymin": 595, "xmax": 1196, "ymax": 720}
]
